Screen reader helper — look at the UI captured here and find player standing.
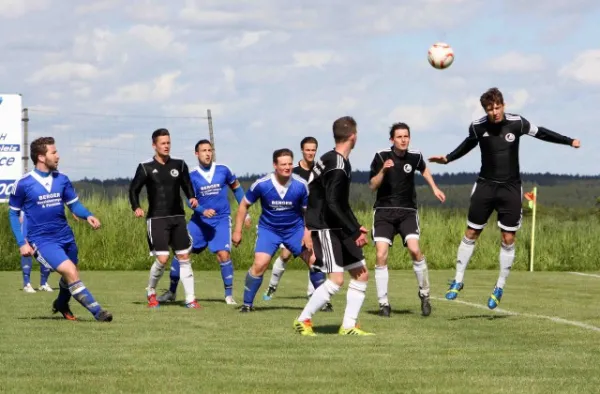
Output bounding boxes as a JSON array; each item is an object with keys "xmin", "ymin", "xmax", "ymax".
[
  {"xmin": 19, "ymin": 212, "xmax": 52, "ymax": 293},
  {"xmin": 369, "ymin": 122, "xmax": 445, "ymax": 317},
  {"xmin": 8, "ymin": 137, "xmax": 112, "ymax": 321},
  {"xmin": 294, "ymin": 116, "xmax": 373, "ymax": 336},
  {"xmin": 429, "ymin": 87, "xmax": 580, "ymax": 309},
  {"xmin": 129, "ymin": 128, "xmax": 200, "ymax": 309},
  {"xmin": 263, "ymin": 137, "xmax": 330, "ymax": 311},
  {"xmin": 232, "ymin": 148, "xmax": 311, "ymax": 312},
  {"xmin": 157, "ymin": 139, "xmax": 250, "ymax": 305}
]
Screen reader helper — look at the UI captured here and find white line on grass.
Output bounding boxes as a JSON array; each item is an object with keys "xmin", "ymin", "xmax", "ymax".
[
  {"xmin": 568, "ymin": 272, "xmax": 600, "ymax": 279},
  {"xmin": 432, "ymin": 297, "xmax": 600, "ymax": 333}
]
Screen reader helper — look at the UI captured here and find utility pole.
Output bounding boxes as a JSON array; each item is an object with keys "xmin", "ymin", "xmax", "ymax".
[
  {"xmin": 207, "ymin": 109, "xmax": 216, "ymax": 162},
  {"xmin": 21, "ymin": 108, "xmax": 29, "ymax": 173}
]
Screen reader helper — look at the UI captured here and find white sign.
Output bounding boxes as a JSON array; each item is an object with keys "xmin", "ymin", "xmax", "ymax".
[{"xmin": 0, "ymin": 94, "xmax": 23, "ymax": 203}]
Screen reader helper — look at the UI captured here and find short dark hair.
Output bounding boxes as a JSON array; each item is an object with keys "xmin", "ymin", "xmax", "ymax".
[
  {"xmin": 273, "ymin": 148, "xmax": 293, "ymax": 163},
  {"xmin": 30, "ymin": 137, "xmax": 55, "ymax": 165},
  {"xmin": 300, "ymin": 136, "xmax": 318, "ymax": 150},
  {"xmin": 332, "ymin": 116, "xmax": 357, "ymax": 143},
  {"xmin": 389, "ymin": 122, "xmax": 410, "ymax": 139},
  {"xmin": 152, "ymin": 128, "xmax": 170, "ymax": 143},
  {"xmin": 480, "ymin": 87, "xmax": 504, "ymax": 109},
  {"xmin": 195, "ymin": 139, "xmax": 212, "ymax": 152}
]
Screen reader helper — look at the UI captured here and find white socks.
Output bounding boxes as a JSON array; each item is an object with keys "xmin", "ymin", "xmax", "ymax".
[
  {"xmin": 374, "ymin": 265, "xmax": 389, "ymax": 305},
  {"xmin": 496, "ymin": 242, "xmax": 515, "ymax": 289},
  {"xmin": 148, "ymin": 260, "xmax": 166, "ymax": 295},
  {"xmin": 307, "ymin": 271, "xmax": 315, "ymax": 296},
  {"xmin": 268, "ymin": 257, "xmax": 287, "ymax": 288},
  {"xmin": 413, "ymin": 257, "xmax": 430, "ymax": 296},
  {"xmin": 178, "ymin": 259, "xmax": 196, "ymax": 304},
  {"xmin": 298, "ymin": 279, "xmax": 340, "ymax": 321},
  {"xmin": 455, "ymin": 236, "xmax": 476, "ymax": 283},
  {"xmin": 342, "ymin": 280, "xmax": 367, "ymax": 329}
]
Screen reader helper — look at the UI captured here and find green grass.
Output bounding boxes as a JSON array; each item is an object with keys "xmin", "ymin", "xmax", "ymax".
[
  {"xmin": 2, "ymin": 195, "xmax": 600, "ymax": 271},
  {"xmin": 1, "ymin": 270, "xmax": 599, "ymax": 393}
]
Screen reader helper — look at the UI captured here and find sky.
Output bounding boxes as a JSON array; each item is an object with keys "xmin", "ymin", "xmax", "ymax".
[{"xmin": 1, "ymin": 0, "xmax": 599, "ymax": 180}]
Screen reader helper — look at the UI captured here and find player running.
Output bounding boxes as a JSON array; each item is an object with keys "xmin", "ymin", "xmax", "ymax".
[
  {"xmin": 232, "ymin": 148, "xmax": 312, "ymax": 312},
  {"xmin": 369, "ymin": 122, "xmax": 445, "ymax": 317},
  {"xmin": 157, "ymin": 139, "xmax": 250, "ymax": 305},
  {"xmin": 8, "ymin": 137, "xmax": 112, "ymax": 322},
  {"xmin": 19, "ymin": 212, "xmax": 52, "ymax": 293},
  {"xmin": 429, "ymin": 87, "xmax": 581, "ymax": 309},
  {"xmin": 129, "ymin": 128, "xmax": 200, "ymax": 309},
  {"xmin": 294, "ymin": 116, "xmax": 374, "ymax": 336},
  {"xmin": 262, "ymin": 137, "xmax": 330, "ymax": 311}
]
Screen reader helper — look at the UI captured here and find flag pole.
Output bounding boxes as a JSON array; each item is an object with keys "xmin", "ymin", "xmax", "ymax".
[{"xmin": 529, "ymin": 186, "xmax": 537, "ymax": 272}]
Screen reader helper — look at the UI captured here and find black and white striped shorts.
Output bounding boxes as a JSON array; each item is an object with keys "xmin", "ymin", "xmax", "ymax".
[{"xmin": 311, "ymin": 229, "xmax": 366, "ymax": 273}]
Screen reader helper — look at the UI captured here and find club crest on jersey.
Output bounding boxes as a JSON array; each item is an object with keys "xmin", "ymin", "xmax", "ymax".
[
  {"xmin": 505, "ymin": 133, "xmax": 515, "ymax": 142},
  {"xmin": 170, "ymin": 169, "xmax": 179, "ymax": 177},
  {"xmin": 403, "ymin": 164, "xmax": 412, "ymax": 173}
]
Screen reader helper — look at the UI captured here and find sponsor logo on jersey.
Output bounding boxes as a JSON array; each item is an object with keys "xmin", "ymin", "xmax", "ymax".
[
  {"xmin": 505, "ymin": 133, "xmax": 515, "ymax": 142},
  {"xmin": 170, "ymin": 169, "xmax": 179, "ymax": 177},
  {"xmin": 403, "ymin": 164, "xmax": 412, "ymax": 173}
]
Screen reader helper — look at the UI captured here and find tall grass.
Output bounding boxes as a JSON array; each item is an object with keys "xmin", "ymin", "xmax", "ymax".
[{"xmin": 1, "ymin": 195, "xmax": 598, "ymax": 271}]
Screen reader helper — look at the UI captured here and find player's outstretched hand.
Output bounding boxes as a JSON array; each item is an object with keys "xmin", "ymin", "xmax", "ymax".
[
  {"xmin": 203, "ymin": 209, "xmax": 216, "ymax": 218},
  {"xmin": 87, "ymin": 216, "xmax": 101, "ymax": 230},
  {"xmin": 232, "ymin": 231, "xmax": 242, "ymax": 247},
  {"xmin": 189, "ymin": 198, "xmax": 199, "ymax": 209},
  {"xmin": 19, "ymin": 243, "xmax": 34, "ymax": 257},
  {"xmin": 302, "ymin": 229, "xmax": 313, "ymax": 253},
  {"xmin": 428, "ymin": 155, "xmax": 448, "ymax": 164},
  {"xmin": 134, "ymin": 208, "xmax": 144, "ymax": 217},
  {"xmin": 244, "ymin": 214, "xmax": 252, "ymax": 229},
  {"xmin": 433, "ymin": 187, "xmax": 446, "ymax": 203},
  {"xmin": 572, "ymin": 139, "xmax": 581, "ymax": 148}
]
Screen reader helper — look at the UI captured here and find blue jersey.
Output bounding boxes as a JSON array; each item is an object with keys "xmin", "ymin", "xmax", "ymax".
[
  {"xmin": 190, "ymin": 163, "xmax": 237, "ymax": 223},
  {"xmin": 245, "ymin": 173, "xmax": 308, "ymax": 232},
  {"xmin": 8, "ymin": 171, "xmax": 79, "ymax": 245}
]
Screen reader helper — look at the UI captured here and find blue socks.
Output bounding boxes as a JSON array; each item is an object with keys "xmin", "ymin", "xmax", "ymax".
[
  {"xmin": 220, "ymin": 260, "xmax": 234, "ymax": 297},
  {"xmin": 56, "ymin": 277, "xmax": 72, "ymax": 305},
  {"xmin": 68, "ymin": 280, "xmax": 102, "ymax": 317},
  {"xmin": 243, "ymin": 271, "xmax": 263, "ymax": 307},
  {"xmin": 169, "ymin": 257, "xmax": 180, "ymax": 294},
  {"xmin": 21, "ymin": 256, "xmax": 32, "ymax": 287},
  {"xmin": 309, "ymin": 270, "xmax": 326, "ymax": 290},
  {"xmin": 40, "ymin": 264, "xmax": 50, "ymax": 286}
]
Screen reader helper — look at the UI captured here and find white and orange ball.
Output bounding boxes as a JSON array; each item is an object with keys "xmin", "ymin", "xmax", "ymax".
[{"xmin": 428, "ymin": 42, "xmax": 454, "ymax": 69}]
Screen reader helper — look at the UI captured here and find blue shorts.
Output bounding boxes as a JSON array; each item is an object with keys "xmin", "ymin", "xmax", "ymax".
[
  {"xmin": 255, "ymin": 225, "xmax": 305, "ymax": 257},
  {"xmin": 30, "ymin": 239, "xmax": 79, "ymax": 271},
  {"xmin": 188, "ymin": 217, "xmax": 231, "ymax": 254}
]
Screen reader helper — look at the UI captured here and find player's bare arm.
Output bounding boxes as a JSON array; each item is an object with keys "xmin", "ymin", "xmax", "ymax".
[
  {"xmin": 421, "ymin": 167, "xmax": 446, "ymax": 203},
  {"xmin": 369, "ymin": 159, "xmax": 394, "ymax": 191},
  {"xmin": 232, "ymin": 198, "xmax": 251, "ymax": 247}
]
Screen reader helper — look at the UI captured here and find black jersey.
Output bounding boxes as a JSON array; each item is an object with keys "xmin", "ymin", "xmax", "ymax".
[
  {"xmin": 128, "ymin": 156, "xmax": 195, "ymax": 218},
  {"xmin": 293, "ymin": 161, "xmax": 313, "ymax": 182},
  {"xmin": 446, "ymin": 113, "xmax": 574, "ymax": 182},
  {"xmin": 306, "ymin": 150, "xmax": 361, "ymax": 240},
  {"xmin": 369, "ymin": 147, "xmax": 426, "ymax": 209}
]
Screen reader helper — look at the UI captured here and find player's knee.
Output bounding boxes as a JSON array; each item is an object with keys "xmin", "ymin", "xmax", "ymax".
[
  {"xmin": 156, "ymin": 255, "xmax": 169, "ymax": 265},
  {"xmin": 349, "ymin": 265, "xmax": 368, "ymax": 282},
  {"xmin": 501, "ymin": 231, "xmax": 516, "ymax": 245},
  {"xmin": 328, "ymin": 273, "xmax": 345, "ymax": 287},
  {"xmin": 375, "ymin": 248, "xmax": 388, "ymax": 264},
  {"xmin": 58, "ymin": 261, "xmax": 79, "ymax": 283},
  {"xmin": 465, "ymin": 227, "xmax": 481, "ymax": 240},
  {"xmin": 280, "ymin": 249, "xmax": 292, "ymax": 262},
  {"xmin": 216, "ymin": 251, "xmax": 230, "ymax": 262}
]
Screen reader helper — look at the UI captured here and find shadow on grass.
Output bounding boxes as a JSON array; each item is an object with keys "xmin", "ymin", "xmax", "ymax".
[
  {"xmin": 17, "ymin": 316, "xmax": 95, "ymax": 323},
  {"xmin": 366, "ymin": 308, "xmax": 414, "ymax": 316},
  {"xmin": 448, "ymin": 314, "xmax": 511, "ymax": 321}
]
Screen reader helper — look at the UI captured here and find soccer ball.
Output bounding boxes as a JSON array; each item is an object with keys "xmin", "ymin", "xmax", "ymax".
[{"xmin": 428, "ymin": 42, "xmax": 454, "ymax": 69}]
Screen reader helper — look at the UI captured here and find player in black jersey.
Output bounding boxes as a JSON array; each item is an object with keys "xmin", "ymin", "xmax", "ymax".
[
  {"xmin": 129, "ymin": 128, "xmax": 200, "ymax": 309},
  {"xmin": 429, "ymin": 88, "xmax": 580, "ymax": 309},
  {"xmin": 369, "ymin": 122, "xmax": 446, "ymax": 317},
  {"xmin": 262, "ymin": 137, "xmax": 331, "ymax": 311},
  {"xmin": 294, "ymin": 117, "xmax": 373, "ymax": 336}
]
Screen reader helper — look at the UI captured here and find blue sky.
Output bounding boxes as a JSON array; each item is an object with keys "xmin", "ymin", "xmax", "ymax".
[{"xmin": 1, "ymin": 0, "xmax": 599, "ymax": 180}]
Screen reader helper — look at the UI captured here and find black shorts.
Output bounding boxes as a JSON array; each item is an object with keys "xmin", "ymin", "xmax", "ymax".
[
  {"xmin": 467, "ymin": 178, "xmax": 522, "ymax": 232},
  {"xmin": 146, "ymin": 216, "xmax": 192, "ymax": 257},
  {"xmin": 372, "ymin": 208, "xmax": 420, "ymax": 246},
  {"xmin": 311, "ymin": 229, "xmax": 366, "ymax": 273}
]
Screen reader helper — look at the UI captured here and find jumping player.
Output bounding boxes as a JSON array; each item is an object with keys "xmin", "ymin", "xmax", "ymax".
[
  {"xmin": 369, "ymin": 122, "xmax": 445, "ymax": 317},
  {"xmin": 232, "ymin": 148, "xmax": 311, "ymax": 312},
  {"xmin": 129, "ymin": 128, "xmax": 200, "ymax": 309},
  {"xmin": 429, "ymin": 87, "xmax": 580, "ymax": 309},
  {"xmin": 8, "ymin": 137, "xmax": 112, "ymax": 322}
]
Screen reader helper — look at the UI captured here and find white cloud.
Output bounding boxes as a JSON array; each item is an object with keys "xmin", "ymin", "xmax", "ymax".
[
  {"xmin": 128, "ymin": 25, "xmax": 185, "ymax": 52},
  {"xmin": 0, "ymin": 0, "xmax": 49, "ymax": 18},
  {"xmin": 292, "ymin": 51, "xmax": 339, "ymax": 68},
  {"xmin": 163, "ymin": 101, "xmax": 223, "ymax": 117},
  {"xmin": 387, "ymin": 103, "xmax": 454, "ymax": 130},
  {"xmin": 221, "ymin": 31, "xmax": 270, "ymax": 50},
  {"xmin": 559, "ymin": 49, "xmax": 600, "ymax": 84},
  {"xmin": 75, "ymin": 0, "xmax": 119, "ymax": 15},
  {"xmin": 27, "ymin": 62, "xmax": 100, "ymax": 84},
  {"xmin": 74, "ymin": 133, "xmax": 136, "ymax": 155},
  {"xmin": 222, "ymin": 66, "xmax": 236, "ymax": 93},
  {"xmin": 105, "ymin": 70, "xmax": 183, "ymax": 103},
  {"xmin": 485, "ymin": 52, "xmax": 545, "ymax": 73}
]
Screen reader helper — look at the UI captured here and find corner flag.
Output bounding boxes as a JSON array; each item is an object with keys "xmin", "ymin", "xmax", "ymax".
[{"xmin": 524, "ymin": 187, "xmax": 538, "ymax": 272}]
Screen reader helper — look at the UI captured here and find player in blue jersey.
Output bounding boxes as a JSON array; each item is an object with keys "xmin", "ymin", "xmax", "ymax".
[
  {"xmin": 19, "ymin": 212, "xmax": 52, "ymax": 293},
  {"xmin": 232, "ymin": 148, "xmax": 312, "ymax": 312},
  {"xmin": 157, "ymin": 139, "xmax": 250, "ymax": 305},
  {"xmin": 8, "ymin": 137, "xmax": 112, "ymax": 322}
]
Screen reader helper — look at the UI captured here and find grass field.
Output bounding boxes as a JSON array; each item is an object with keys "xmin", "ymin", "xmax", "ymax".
[
  {"xmin": 2, "ymin": 196, "xmax": 600, "ymax": 271},
  {"xmin": 1, "ymin": 269, "xmax": 599, "ymax": 393}
]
